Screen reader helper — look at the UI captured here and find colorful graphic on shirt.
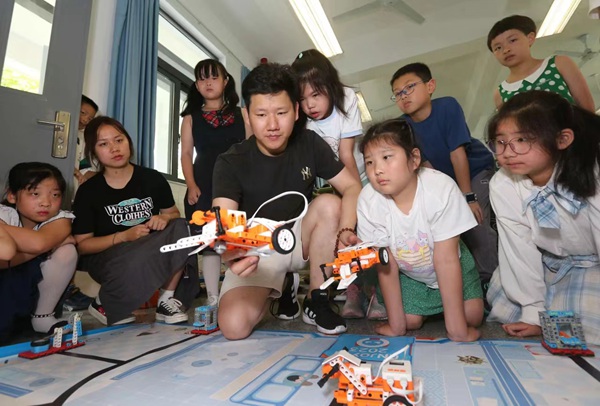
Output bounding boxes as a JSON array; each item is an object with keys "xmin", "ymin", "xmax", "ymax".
[
  {"xmin": 395, "ymin": 230, "xmax": 433, "ymax": 274},
  {"xmin": 105, "ymin": 197, "xmax": 154, "ymax": 227}
]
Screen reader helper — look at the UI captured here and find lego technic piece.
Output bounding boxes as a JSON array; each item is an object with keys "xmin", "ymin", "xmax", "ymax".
[
  {"xmin": 191, "ymin": 304, "xmax": 219, "ymax": 335},
  {"xmin": 539, "ymin": 311, "xmax": 595, "ymax": 356},
  {"xmin": 160, "ymin": 191, "xmax": 308, "ymax": 257},
  {"xmin": 19, "ymin": 314, "xmax": 86, "ymax": 359},
  {"xmin": 320, "ymin": 243, "xmax": 390, "ymax": 290},
  {"xmin": 318, "ymin": 345, "xmax": 423, "ymax": 406}
]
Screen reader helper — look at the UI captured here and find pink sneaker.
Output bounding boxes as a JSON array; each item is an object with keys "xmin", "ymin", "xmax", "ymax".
[
  {"xmin": 341, "ymin": 284, "xmax": 365, "ymax": 319},
  {"xmin": 366, "ymin": 289, "xmax": 388, "ymax": 321}
]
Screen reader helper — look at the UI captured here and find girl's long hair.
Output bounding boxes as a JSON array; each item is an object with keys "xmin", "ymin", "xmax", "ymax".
[
  {"xmin": 487, "ymin": 91, "xmax": 600, "ymax": 198},
  {"xmin": 181, "ymin": 59, "xmax": 239, "ymax": 117},
  {"xmin": 292, "ymin": 49, "xmax": 348, "ymax": 118}
]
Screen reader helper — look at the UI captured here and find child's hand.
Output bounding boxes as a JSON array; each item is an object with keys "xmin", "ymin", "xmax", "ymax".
[
  {"xmin": 469, "ymin": 202, "xmax": 483, "ymax": 224},
  {"xmin": 375, "ymin": 322, "xmax": 406, "ymax": 337},
  {"xmin": 187, "ymin": 184, "xmax": 201, "ymax": 205},
  {"xmin": 502, "ymin": 322, "xmax": 542, "ymax": 338},
  {"xmin": 449, "ymin": 326, "xmax": 481, "ymax": 342},
  {"xmin": 337, "ymin": 230, "xmax": 359, "ymax": 250},
  {"xmin": 121, "ymin": 224, "xmax": 150, "ymax": 242},
  {"xmin": 147, "ymin": 214, "xmax": 170, "ymax": 231},
  {"xmin": 81, "ymin": 171, "xmax": 97, "ymax": 183},
  {"xmin": 222, "ymin": 249, "xmax": 259, "ymax": 277}
]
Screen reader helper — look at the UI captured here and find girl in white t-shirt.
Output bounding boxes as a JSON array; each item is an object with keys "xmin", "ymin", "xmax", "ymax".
[
  {"xmin": 292, "ymin": 49, "xmax": 365, "ymax": 185},
  {"xmin": 291, "ymin": 49, "xmax": 373, "ymax": 319},
  {"xmin": 0, "ymin": 163, "xmax": 77, "ymax": 342},
  {"xmin": 358, "ymin": 119, "xmax": 483, "ymax": 342}
]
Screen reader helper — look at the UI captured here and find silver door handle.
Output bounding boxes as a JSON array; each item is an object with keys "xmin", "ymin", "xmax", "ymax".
[
  {"xmin": 37, "ymin": 111, "xmax": 71, "ymax": 158},
  {"xmin": 37, "ymin": 119, "xmax": 65, "ymax": 131}
]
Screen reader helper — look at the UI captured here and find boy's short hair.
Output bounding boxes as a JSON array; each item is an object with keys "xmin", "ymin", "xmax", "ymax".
[
  {"xmin": 242, "ymin": 63, "xmax": 299, "ymax": 108},
  {"xmin": 487, "ymin": 15, "xmax": 536, "ymax": 51},
  {"xmin": 81, "ymin": 94, "xmax": 99, "ymax": 113},
  {"xmin": 390, "ymin": 63, "xmax": 432, "ymax": 88}
]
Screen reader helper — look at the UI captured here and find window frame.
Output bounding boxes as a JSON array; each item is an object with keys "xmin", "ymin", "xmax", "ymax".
[{"xmin": 156, "ymin": 58, "xmax": 192, "ymax": 183}]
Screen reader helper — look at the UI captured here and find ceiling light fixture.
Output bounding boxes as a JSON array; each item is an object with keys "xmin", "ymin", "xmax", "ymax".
[
  {"xmin": 289, "ymin": 0, "xmax": 342, "ymax": 57},
  {"xmin": 356, "ymin": 91, "xmax": 372, "ymax": 122},
  {"xmin": 537, "ymin": 0, "xmax": 582, "ymax": 38}
]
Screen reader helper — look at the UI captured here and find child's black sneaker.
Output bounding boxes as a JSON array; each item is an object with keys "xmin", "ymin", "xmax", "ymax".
[
  {"xmin": 63, "ymin": 285, "xmax": 94, "ymax": 312},
  {"xmin": 270, "ymin": 272, "xmax": 301, "ymax": 320},
  {"xmin": 302, "ymin": 289, "xmax": 347, "ymax": 335},
  {"xmin": 155, "ymin": 297, "xmax": 189, "ymax": 324}
]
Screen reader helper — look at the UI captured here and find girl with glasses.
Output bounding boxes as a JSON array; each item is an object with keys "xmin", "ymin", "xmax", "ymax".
[{"xmin": 486, "ymin": 91, "xmax": 600, "ymax": 344}]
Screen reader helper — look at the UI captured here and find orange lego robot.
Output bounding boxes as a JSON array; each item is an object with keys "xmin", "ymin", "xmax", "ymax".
[
  {"xmin": 160, "ymin": 191, "xmax": 308, "ymax": 257},
  {"xmin": 320, "ymin": 243, "xmax": 390, "ymax": 290},
  {"xmin": 318, "ymin": 345, "xmax": 423, "ymax": 405}
]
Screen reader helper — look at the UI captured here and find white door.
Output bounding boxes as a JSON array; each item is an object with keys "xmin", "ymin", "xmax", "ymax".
[{"xmin": 0, "ymin": 0, "xmax": 92, "ymax": 198}]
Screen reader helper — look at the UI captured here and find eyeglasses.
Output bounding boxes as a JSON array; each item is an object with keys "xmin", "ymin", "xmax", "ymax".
[
  {"xmin": 390, "ymin": 81, "xmax": 426, "ymax": 102},
  {"xmin": 488, "ymin": 137, "xmax": 534, "ymax": 155}
]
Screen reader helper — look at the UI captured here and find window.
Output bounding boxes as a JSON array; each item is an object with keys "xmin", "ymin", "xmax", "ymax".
[
  {"xmin": 154, "ymin": 12, "xmax": 214, "ymax": 181},
  {"xmin": 1, "ymin": 0, "xmax": 55, "ymax": 94}
]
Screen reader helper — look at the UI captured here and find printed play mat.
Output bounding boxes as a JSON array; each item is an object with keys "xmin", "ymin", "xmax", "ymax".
[{"xmin": 0, "ymin": 324, "xmax": 599, "ymax": 405}]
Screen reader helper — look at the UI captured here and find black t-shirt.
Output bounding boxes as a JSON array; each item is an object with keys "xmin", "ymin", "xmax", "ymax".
[
  {"xmin": 213, "ymin": 129, "xmax": 344, "ymax": 221},
  {"xmin": 72, "ymin": 165, "xmax": 175, "ymax": 236}
]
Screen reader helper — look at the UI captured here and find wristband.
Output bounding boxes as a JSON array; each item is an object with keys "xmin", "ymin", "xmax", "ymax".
[{"xmin": 464, "ymin": 192, "xmax": 478, "ymax": 204}]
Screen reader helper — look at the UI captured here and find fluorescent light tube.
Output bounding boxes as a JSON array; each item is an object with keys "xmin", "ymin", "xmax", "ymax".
[
  {"xmin": 537, "ymin": 0, "xmax": 582, "ymax": 38},
  {"xmin": 289, "ymin": 0, "xmax": 343, "ymax": 57},
  {"xmin": 356, "ymin": 91, "xmax": 372, "ymax": 122}
]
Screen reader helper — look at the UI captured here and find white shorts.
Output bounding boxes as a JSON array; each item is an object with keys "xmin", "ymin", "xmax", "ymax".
[{"xmin": 219, "ymin": 219, "xmax": 308, "ymax": 299}]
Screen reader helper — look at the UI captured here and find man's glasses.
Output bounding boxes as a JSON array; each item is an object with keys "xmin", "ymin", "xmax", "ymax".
[
  {"xmin": 390, "ymin": 80, "xmax": 426, "ymax": 102},
  {"xmin": 488, "ymin": 137, "xmax": 534, "ymax": 155}
]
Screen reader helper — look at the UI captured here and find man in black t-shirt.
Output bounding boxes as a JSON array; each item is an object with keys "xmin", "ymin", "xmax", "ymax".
[{"xmin": 213, "ymin": 63, "xmax": 362, "ymax": 339}]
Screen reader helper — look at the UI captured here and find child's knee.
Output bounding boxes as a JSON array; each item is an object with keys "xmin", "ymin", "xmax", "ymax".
[
  {"xmin": 406, "ymin": 314, "xmax": 424, "ymax": 330},
  {"xmin": 46, "ymin": 244, "xmax": 78, "ymax": 268}
]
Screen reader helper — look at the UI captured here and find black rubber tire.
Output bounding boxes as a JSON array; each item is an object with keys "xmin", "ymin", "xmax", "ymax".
[
  {"xmin": 272, "ymin": 227, "xmax": 296, "ymax": 254},
  {"xmin": 379, "ymin": 247, "xmax": 390, "ymax": 265},
  {"xmin": 383, "ymin": 395, "xmax": 411, "ymax": 406}
]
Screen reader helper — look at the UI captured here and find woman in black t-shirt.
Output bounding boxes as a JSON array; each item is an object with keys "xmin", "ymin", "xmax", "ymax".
[{"xmin": 73, "ymin": 117, "xmax": 198, "ymax": 326}]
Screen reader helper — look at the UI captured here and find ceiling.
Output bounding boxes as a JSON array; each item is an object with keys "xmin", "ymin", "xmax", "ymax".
[{"xmin": 173, "ymin": 0, "xmax": 600, "ymax": 138}]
